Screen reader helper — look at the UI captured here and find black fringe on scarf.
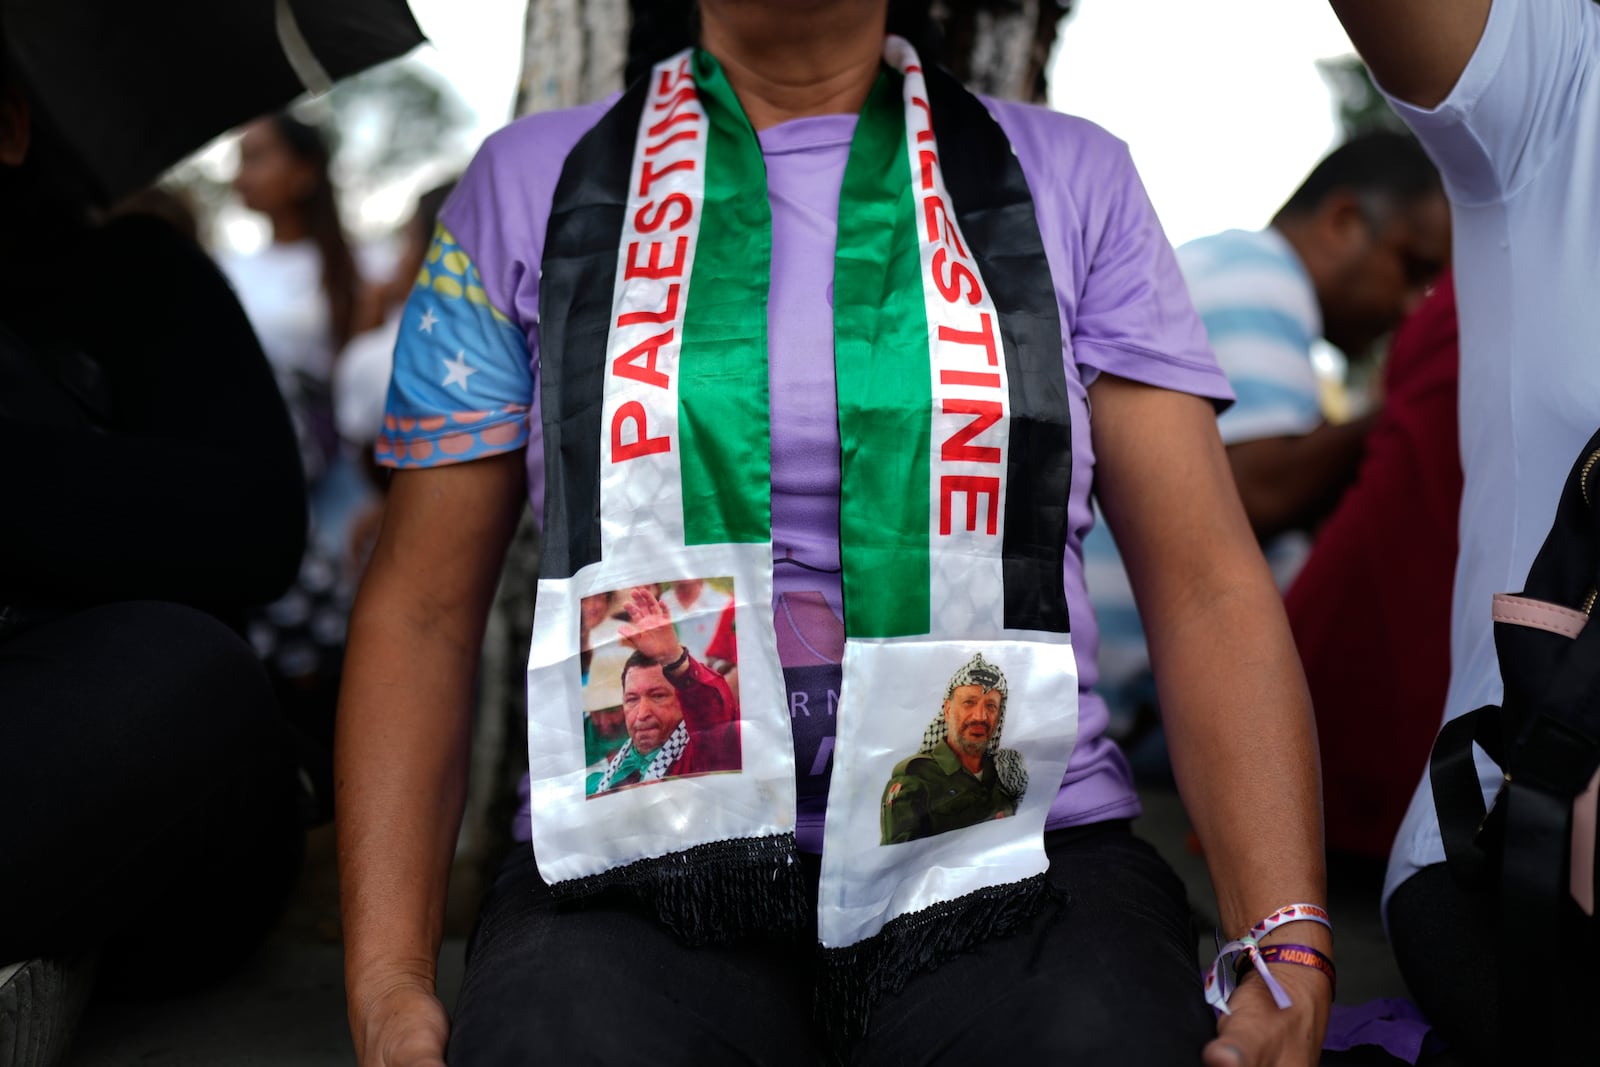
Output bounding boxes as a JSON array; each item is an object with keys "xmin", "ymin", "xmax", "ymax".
[
  {"xmin": 548, "ymin": 832, "xmax": 809, "ymax": 945},
  {"xmin": 816, "ymin": 872, "xmax": 1064, "ymax": 1052}
]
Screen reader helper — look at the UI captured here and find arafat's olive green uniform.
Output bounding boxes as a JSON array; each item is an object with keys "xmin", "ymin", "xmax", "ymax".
[{"xmin": 879, "ymin": 741, "xmax": 1017, "ymax": 845}]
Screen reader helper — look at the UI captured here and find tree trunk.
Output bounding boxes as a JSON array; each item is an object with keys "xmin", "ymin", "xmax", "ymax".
[
  {"xmin": 455, "ymin": 0, "xmax": 633, "ymax": 931},
  {"xmin": 514, "ymin": 1, "xmax": 1064, "ymax": 115},
  {"xmin": 932, "ymin": 0, "xmax": 1066, "ymax": 104},
  {"xmin": 514, "ymin": 0, "xmax": 631, "ymax": 116}
]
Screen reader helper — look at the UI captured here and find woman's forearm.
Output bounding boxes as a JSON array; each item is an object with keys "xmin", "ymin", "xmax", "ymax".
[
  {"xmin": 1089, "ymin": 374, "xmax": 1327, "ymax": 944},
  {"xmin": 335, "ymin": 455, "xmax": 528, "ymax": 1019},
  {"xmin": 1148, "ymin": 566, "xmax": 1328, "ymax": 944},
  {"xmin": 336, "ymin": 583, "xmax": 476, "ymax": 1005}
]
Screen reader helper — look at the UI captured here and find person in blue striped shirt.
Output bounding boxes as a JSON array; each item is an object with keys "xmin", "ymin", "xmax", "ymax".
[{"xmin": 1087, "ymin": 132, "xmax": 1449, "ymax": 748}]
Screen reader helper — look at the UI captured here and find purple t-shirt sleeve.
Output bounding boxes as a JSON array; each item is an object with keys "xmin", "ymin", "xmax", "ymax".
[
  {"xmin": 377, "ymin": 100, "xmax": 615, "ymax": 480},
  {"xmin": 1070, "ymin": 147, "xmax": 1232, "ymax": 403},
  {"xmin": 993, "ymin": 101, "xmax": 1232, "ymax": 406}
]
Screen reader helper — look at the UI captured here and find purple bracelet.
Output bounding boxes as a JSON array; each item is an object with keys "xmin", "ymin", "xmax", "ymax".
[{"xmin": 1235, "ymin": 943, "xmax": 1337, "ymax": 998}]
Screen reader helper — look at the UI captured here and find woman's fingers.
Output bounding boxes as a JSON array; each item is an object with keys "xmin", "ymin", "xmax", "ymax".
[
  {"xmin": 1203, "ymin": 968, "xmax": 1327, "ymax": 1067},
  {"xmin": 1201, "ymin": 1039, "xmax": 1245, "ymax": 1066}
]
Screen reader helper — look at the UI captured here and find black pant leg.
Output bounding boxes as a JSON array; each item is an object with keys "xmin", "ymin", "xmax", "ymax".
[
  {"xmin": 0, "ymin": 601, "xmax": 303, "ymax": 980},
  {"xmin": 1387, "ymin": 864, "xmax": 1499, "ymax": 1067},
  {"xmin": 855, "ymin": 824, "xmax": 1214, "ymax": 1067},
  {"xmin": 450, "ymin": 825, "xmax": 1210, "ymax": 1066},
  {"xmin": 447, "ymin": 847, "xmax": 825, "ymax": 1067}
]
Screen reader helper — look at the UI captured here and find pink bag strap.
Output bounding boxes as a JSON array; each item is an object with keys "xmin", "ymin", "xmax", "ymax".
[
  {"xmin": 1491, "ymin": 592, "xmax": 1596, "ymax": 916},
  {"xmin": 1491, "ymin": 593, "xmax": 1589, "ymax": 640}
]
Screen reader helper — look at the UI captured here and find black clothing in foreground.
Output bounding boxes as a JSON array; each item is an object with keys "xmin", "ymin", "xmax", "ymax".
[
  {"xmin": 448, "ymin": 822, "xmax": 1213, "ymax": 1066},
  {"xmin": 0, "ymin": 600, "xmax": 303, "ymax": 977},
  {"xmin": 0, "ymin": 214, "xmax": 306, "ymax": 982},
  {"xmin": 0, "ymin": 213, "xmax": 305, "ymax": 621},
  {"xmin": 1387, "ymin": 864, "xmax": 1499, "ymax": 1066}
]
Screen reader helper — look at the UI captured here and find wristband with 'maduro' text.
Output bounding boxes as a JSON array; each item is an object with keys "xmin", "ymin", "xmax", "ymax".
[
  {"xmin": 1203, "ymin": 903, "xmax": 1333, "ymax": 1014},
  {"xmin": 1235, "ymin": 943, "xmax": 1337, "ymax": 998}
]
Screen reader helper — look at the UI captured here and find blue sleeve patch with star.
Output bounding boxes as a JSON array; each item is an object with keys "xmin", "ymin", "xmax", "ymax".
[{"xmin": 377, "ymin": 223, "xmax": 532, "ymax": 469}]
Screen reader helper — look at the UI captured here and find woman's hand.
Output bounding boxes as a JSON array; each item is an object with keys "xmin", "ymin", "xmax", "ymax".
[
  {"xmin": 1202, "ymin": 964, "xmax": 1331, "ymax": 1067},
  {"xmin": 351, "ymin": 980, "xmax": 450, "ymax": 1067}
]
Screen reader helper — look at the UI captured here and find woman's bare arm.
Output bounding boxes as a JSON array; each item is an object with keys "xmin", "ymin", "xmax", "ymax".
[
  {"xmin": 1090, "ymin": 373, "xmax": 1330, "ymax": 1066},
  {"xmin": 336, "ymin": 451, "xmax": 527, "ymax": 1066}
]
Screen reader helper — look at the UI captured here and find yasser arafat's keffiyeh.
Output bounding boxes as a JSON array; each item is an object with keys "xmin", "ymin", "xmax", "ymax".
[
  {"xmin": 918, "ymin": 652, "xmax": 1028, "ymax": 800},
  {"xmin": 522, "ymin": 36, "xmax": 1082, "ymax": 1030}
]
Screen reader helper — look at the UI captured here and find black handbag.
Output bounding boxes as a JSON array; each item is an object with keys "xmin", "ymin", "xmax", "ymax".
[
  {"xmin": 0, "ymin": 318, "xmax": 112, "ymax": 428},
  {"xmin": 1429, "ymin": 427, "xmax": 1600, "ymax": 1065},
  {"xmin": 0, "ymin": 320, "xmax": 114, "ymax": 637}
]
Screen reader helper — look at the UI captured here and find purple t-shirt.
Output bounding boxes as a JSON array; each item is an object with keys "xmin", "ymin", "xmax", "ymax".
[{"xmin": 381, "ymin": 91, "xmax": 1231, "ymax": 851}]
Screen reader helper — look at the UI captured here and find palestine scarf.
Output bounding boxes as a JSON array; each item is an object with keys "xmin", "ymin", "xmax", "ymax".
[{"xmin": 526, "ymin": 36, "xmax": 1080, "ymax": 1030}]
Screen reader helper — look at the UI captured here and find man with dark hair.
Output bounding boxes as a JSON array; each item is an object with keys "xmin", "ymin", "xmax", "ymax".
[
  {"xmin": 1193, "ymin": 130, "xmax": 1449, "ymax": 543},
  {"xmin": 880, "ymin": 653, "xmax": 1027, "ymax": 845},
  {"xmin": 1276, "ymin": 131, "xmax": 1444, "ymax": 230},
  {"xmin": 1085, "ymin": 133, "xmax": 1449, "ymax": 737}
]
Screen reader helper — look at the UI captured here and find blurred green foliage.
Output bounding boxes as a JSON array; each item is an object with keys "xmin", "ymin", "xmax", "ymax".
[{"xmin": 1318, "ymin": 55, "xmax": 1408, "ymax": 140}]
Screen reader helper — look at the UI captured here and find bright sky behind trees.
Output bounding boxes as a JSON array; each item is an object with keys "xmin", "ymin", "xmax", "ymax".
[
  {"xmin": 380, "ymin": 0, "xmax": 1358, "ymax": 249},
  {"xmin": 1050, "ymin": 0, "xmax": 1356, "ymax": 246}
]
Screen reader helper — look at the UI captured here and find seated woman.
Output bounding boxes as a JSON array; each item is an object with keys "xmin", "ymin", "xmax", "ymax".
[{"xmin": 336, "ymin": 3, "xmax": 1332, "ymax": 1065}]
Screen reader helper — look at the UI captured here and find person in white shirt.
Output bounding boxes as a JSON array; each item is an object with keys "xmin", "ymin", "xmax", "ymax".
[
  {"xmin": 222, "ymin": 114, "xmax": 369, "ymax": 485},
  {"xmin": 1329, "ymin": 1, "xmax": 1600, "ymax": 1059},
  {"xmin": 335, "ymin": 182, "xmax": 456, "ymax": 453}
]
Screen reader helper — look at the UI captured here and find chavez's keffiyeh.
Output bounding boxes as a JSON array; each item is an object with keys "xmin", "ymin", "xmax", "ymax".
[
  {"xmin": 595, "ymin": 719, "xmax": 690, "ymax": 792},
  {"xmin": 524, "ymin": 36, "xmax": 1082, "ymax": 1033}
]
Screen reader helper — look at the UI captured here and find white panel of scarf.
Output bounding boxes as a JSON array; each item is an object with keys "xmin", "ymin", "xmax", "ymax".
[{"xmin": 524, "ymin": 543, "xmax": 790, "ymax": 887}]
